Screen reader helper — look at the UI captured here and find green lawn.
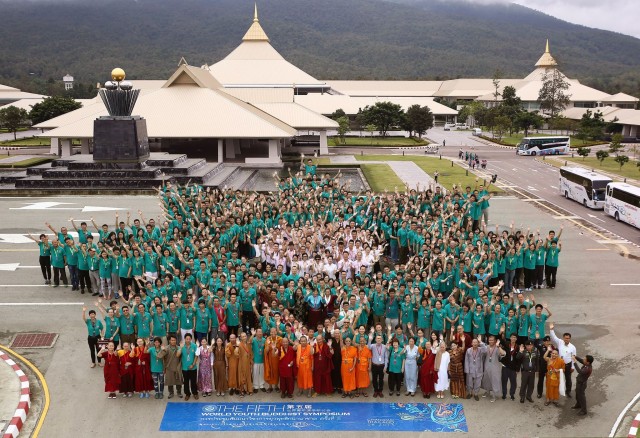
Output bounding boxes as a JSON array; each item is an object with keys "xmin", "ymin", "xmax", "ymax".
[
  {"xmin": 354, "ymin": 155, "xmax": 503, "ymax": 193},
  {"xmin": 565, "ymin": 157, "xmax": 640, "ymax": 180},
  {"xmin": 359, "ymin": 163, "xmax": 406, "ymax": 192},
  {"xmin": 329, "ymin": 136, "xmax": 428, "ymax": 147},
  {"xmin": 0, "ymin": 137, "xmax": 51, "ymax": 146},
  {"xmin": 0, "ymin": 157, "xmax": 54, "ymax": 168},
  {"xmin": 483, "ymin": 132, "xmax": 603, "ymax": 148}
]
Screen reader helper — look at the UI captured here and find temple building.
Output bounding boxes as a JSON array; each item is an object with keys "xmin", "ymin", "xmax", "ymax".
[{"xmin": 33, "ymin": 6, "xmax": 640, "ymax": 159}]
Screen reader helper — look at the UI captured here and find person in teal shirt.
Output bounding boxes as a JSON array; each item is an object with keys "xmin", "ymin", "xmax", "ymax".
[
  {"xmin": 250, "ymin": 328, "xmax": 266, "ymax": 391},
  {"xmin": 98, "ymin": 251, "xmax": 113, "ymax": 298},
  {"xmin": 151, "ymin": 304, "xmax": 168, "ymax": 341},
  {"xmin": 179, "ymin": 302, "xmax": 195, "ymax": 340},
  {"xmin": 50, "ymin": 240, "xmax": 68, "ymax": 287},
  {"xmin": 544, "ymin": 241, "xmax": 561, "ymax": 289},
  {"xmin": 400, "ymin": 294, "xmax": 415, "ymax": 332},
  {"xmin": 472, "ymin": 304, "xmax": 486, "ymax": 338},
  {"xmin": 303, "ymin": 158, "xmax": 317, "ymax": 176},
  {"xmin": 417, "ymin": 298, "xmax": 431, "ymax": 333},
  {"xmin": 225, "ymin": 295, "xmax": 241, "ymax": 335},
  {"xmin": 528, "ymin": 303, "xmax": 552, "ymax": 339},
  {"xmin": 386, "ymin": 338, "xmax": 406, "ymax": 395},
  {"xmin": 194, "ymin": 300, "xmax": 211, "ymax": 343},
  {"xmin": 135, "ymin": 304, "xmax": 152, "ymax": 339},
  {"xmin": 487, "ymin": 304, "xmax": 505, "ymax": 337},
  {"xmin": 83, "ymin": 306, "xmax": 104, "ymax": 366},
  {"xmin": 64, "ymin": 238, "xmax": 80, "ymax": 291},
  {"xmin": 431, "ymin": 300, "xmax": 445, "ymax": 335},
  {"xmin": 28, "ymin": 233, "xmax": 52, "ymax": 285},
  {"xmin": 177, "ymin": 333, "xmax": 198, "ymax": 399},
  {"xmin": 148, "ymin": 337, "xmax": 166, "ymax": 398},
  {"xmin": 523, "ymin": 242, "xmax": 537, "ymax": 291}
]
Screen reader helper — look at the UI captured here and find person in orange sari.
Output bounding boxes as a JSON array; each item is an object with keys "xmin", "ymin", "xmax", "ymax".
[
  {"xmin": 340, "ymin": 336, "xmax": 358, "ymax": 398},
  {"xmin": 264, "ymin": 327, "xmax": 282, "ymax": 393},
  {"xmin": 544, "ymin": 346, "xmax": 565, "ymax": 406},
  {"xmin": 356, "ymin": 335, "xmax": 372, "ymax": 397},
  {"xmin": 237, "ymin": 332, "xmax": 254, "ymax": 397},
  {"xmin": 295, "ymin": 336, "xmax": 314, "ymax": 396},
  {"xmin": 418, "ymin": 341, "xmax": 438, "ymax": 398}
]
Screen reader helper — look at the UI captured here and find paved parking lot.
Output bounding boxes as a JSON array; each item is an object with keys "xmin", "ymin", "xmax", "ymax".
[{"xmin": 0, "ymin": 194, "xmax": 639, "ymax": 437}]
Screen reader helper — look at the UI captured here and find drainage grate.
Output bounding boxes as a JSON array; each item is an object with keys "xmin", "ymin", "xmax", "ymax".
[{"xmin": 10, "ymin": 333, "xmax": 58, "ymax": 349}]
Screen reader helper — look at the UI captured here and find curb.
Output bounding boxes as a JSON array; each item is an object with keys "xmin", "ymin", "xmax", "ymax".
[
  {"xmin": 0, "ymin": 352, "xmax": 30, "ymax": 438},
  {"xmin": 629, "ymin": 413, "xmax": 640, "ymax": 438}
]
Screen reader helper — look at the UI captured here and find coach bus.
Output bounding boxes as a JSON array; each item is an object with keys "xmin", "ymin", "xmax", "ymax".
[
  {"xmin": 605, "ymin": 182, "xmax": 640, "ymax": 228},
  {"xmin": 559, "ymin": 167, "xmax": 611, "ymax": 209},
  {"xmin": 516, "ymin": 136, "xmax": 570, "ymax": 156}
]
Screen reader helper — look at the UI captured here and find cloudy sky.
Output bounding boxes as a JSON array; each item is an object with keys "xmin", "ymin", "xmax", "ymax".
[{"xmin": 512, "ymin": 0, "xmax": 639, "ymax": 39}]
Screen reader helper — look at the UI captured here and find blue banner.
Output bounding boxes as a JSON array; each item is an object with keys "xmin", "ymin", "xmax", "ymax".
[{"xmin": 160, "ymin": 402, "xmax": 467, "ymax": 432}]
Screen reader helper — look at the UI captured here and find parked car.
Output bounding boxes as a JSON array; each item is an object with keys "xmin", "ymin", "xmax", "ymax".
[
  {"xmin": 444, "ymin": 123, "xmax": 456, "ymax": 131},
  {"xmin": 455, "ymin": 123, "xmax": 468, "ymax": 129},
  {"xmin": 472, "ymin": 128, "xmax": 482, "ymax": 136}
]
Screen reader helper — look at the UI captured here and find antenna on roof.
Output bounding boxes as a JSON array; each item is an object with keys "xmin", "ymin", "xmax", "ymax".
[
  {"xmin": 178, "ymin": 56, "xmax": 188, "ymax": 67},
  {"xmin": 545, "ymin": 39, "xmax": 550, "ymax": 53},
  {"xmin": 254, "ymin": 2, "xmax": 259, "ymax": 22}
]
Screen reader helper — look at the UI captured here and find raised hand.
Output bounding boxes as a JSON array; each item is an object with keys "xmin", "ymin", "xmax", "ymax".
[
  {"xmin": 549, "ymin": 322, "xmax": 554, "ymax": 330},
  {"xmin": 519, "ymin": 344, "xmax": 525, "ymax": 353}
]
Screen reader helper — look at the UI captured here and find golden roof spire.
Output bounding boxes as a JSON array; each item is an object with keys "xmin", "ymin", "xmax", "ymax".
[
  {"xmin": 535, "ymin": 39, "xmax": 557, "ymax": 68},
  {"xmin": 242, "ymin": 3, "xmax": 270, "ymax": 42}
]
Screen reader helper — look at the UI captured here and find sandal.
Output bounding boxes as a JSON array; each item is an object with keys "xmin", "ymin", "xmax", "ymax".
[
  {"xmin": 363, "ymin": 393, "xmax": 368, "ymax": 397},
  {"xmin": 342, "ymin": 393, "xmax": 347, "ymax": 398},
  {"xmin": 544, "ymin": 401, "xmax": 550, "ymax": 406}
]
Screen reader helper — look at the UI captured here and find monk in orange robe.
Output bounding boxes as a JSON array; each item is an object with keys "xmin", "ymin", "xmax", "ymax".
[
  {"xmin": 296, "ymin": 336, "xmax": 314, "ymax": 396},
  {"xmin": 264, "ymin": 328, "xmax": 282, "ymax": 392},
  {"xmin": 340, "ymin": 337, "xmax": 358, "ymax": 398},
  {"xmin": 356, "ymin": 336, "xmax": 372, "ymax": 396},
  {"xmin": 225, "ymin": 334, "xmax": 240, "ymax": 395},
  {"xmin": 237, "ymin": 332, "xmax": 253, "ymax": 397}
]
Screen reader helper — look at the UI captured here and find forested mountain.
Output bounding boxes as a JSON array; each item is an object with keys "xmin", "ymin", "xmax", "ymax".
[{"xmin": 1, "ymin": 0, "xmax": 639, "ymax": 98}]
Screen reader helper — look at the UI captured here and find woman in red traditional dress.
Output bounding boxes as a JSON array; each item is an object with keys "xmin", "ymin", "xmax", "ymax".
[
  {"xmin": 418, "ymin": 341, "xmax": 438, "ymax": 398},
  {"xmin": 130, "ymin": 337, "xmax": 154, "ymax": 398},
  {"xmin": 98, "ymin": 341, "xmax": 121, "ymax": 399},
  {"xmin": 118, "ymin": 342, "xmax": 135, "ymax": 397}
]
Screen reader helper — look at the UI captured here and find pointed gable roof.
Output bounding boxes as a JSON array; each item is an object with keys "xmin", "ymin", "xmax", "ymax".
[
  {"xmin": 242, "ymin": 3, "xmax": 269, "ymax": 42},
  {"xmin": 163, "ymin": 64, "xmax": 222, "ymax": 90},
  {"xmin": 535, "ymin": 39, "xmax": 558, "ymax": 68}
]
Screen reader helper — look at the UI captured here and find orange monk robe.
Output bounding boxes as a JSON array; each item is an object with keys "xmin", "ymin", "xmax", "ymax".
[
  {"xmin": 356, "ymin": 346, "xmax": 372, "ymax": 389},
  {"xmin": 296, "ymin": 344, "xmax": 313, "ymax": 389},
  {"xmin": 238, "ymin": 341, "xmax": 254, "ymax": 392},
  {"xmin": 341, "ymin": 346, "xmax": 358, "ymax": 392},
  {"xmin": 225, "ymin": 343, "xmax": 240, "ymax": 389},
  {"xmin": 264, "ymin": 336, "xmax": 282, "ymax": 385}
]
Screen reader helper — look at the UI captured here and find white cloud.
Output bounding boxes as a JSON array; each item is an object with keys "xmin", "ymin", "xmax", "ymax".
[{"xmin": 449, "ymin": 0, "xmax": 639, "ymax": 38}]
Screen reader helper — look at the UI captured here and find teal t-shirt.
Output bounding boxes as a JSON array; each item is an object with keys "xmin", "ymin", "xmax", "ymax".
[
  {"xmin": 38, "ymin": 241, "xmax": 51, "ymax": 256},
  {"xmin": 104, "ymin": 316, "xmax": 120, "ymax": 341},
  {"xmin": 135, "ymin": 311, "xmax": 152, "ymax": 338},
  {"xmin": 195, "ymin": 307, "xmax": 210, "ymax": 333},
  {"xmin": 152, "ymin": 312, "xmax": 168, "ymax": 337},
  {"xmin": 388, "ymin": 348, "xmax": 405, "ymax": 373},
  {"xmin": 86, "ymin": 319, "xmax": 103, "ymax": 337},
  {"xmin": 529, "ymin": 313, "xmax": 548, "ymax": 338},
  {"xmin": 119, "ymin": 314, "xmax": 136, "ymax": 335},
  {"xmin": 179, "ymin": 307, "xmax": 195, "ymax": 330},
  {"xmin": 226, "ymin": 302, "xmax": 240, "ymax": 326},
  {"xmin": 148, "ymin": 346, "xmax": 165, "ymax": 373},
  {"xmin": 65, "ymin": 246, "xmax": 80, "ymax": 265},
  {"xmin": 251, "ymin": 337, "xmax": 266, "ymax": 364},
  {"xmin": 50, "ymin": 246, "xmax": 66, "ymax": 269},
  {"xmin": 180, "ymin": 344, "xmax": 197, "ymax": 371}
]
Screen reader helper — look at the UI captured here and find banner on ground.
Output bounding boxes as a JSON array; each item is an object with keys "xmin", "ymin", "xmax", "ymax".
[{"xmin": 160, "ymin": 402, "xmax": 468, "ymax": 432}]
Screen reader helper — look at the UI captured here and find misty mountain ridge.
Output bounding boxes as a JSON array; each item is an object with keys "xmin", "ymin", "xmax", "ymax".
[{"xmin": 0, "ymin": 0, "xmax": 639, "ymax": 98}]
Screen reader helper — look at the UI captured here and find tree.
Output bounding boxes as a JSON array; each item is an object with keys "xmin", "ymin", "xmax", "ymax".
[
  {"xmin": 576, "ymin": 147, "xmax": 591, "ymax": 160},
  {"xmin": 493, "ymin": 115, "xmax": 511, "ymax": 141},
  {"xmin": 336, "ymin": 116, "xmax": 350, "ymax": 144},
  {"xmin": 596, "ymin": 150, "xmax": 609, "ymax": 166},
  {"xmin": 614, "ymin": 154, "xmax": 629, "ymax": 170},
  {"xmin": 360, "ymin": 101, "xmax": 404, "ymax": 137},
  {"xmin": 0, "ymin": 106, "xmax": 29, "ymax": 140},
  {"xmin": 365, "ymin": 124, "xmax": 377, "ymax": 146},
  {"xmin": 515, "ymin": 111, "xmax": 543, "ymax": 136},
  {"xmin": 329, "ymin": 108, "xmax": 346, "ymax": 121},
  {"xmin": 405, "ymin": 104, "xmax": 434, "ymax": 138},
  {"xmin": 458, "ymin": 101, "xmax": 484, "ymax": 127},
  {"xmin": 538, "ymin": 68, "xmax": 571, "ymax": 120},
  {"xmin": 29, "ymin": 96, "xmax": 82, "ymax": 125},
  {"xmin": 500, "ymin": 85, "xmax": 523, "ymax": 134},
  {"xmin": 609, "ymin": 133, "xmax": 624, "ymax": 155},
  {"xmin": 492, "ymin": 68, "xmax": 502, "ymax": 103},
  {"xmin": 576, "ymin": 110, "xmax": 606, "ymax": 142}
]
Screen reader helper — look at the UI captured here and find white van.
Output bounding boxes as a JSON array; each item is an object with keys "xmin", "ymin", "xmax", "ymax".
[
  {"xmin": 455, "ymin": 123, "xmax": 468, "ymax": 130},
  {"xmin": 472, "ymin": 128, "xmax": 482, "ymax": 136}
]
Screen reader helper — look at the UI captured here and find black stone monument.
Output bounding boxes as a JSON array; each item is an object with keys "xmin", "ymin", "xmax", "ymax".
[{"xmin": 93, "ymin": 68, "xmax": 149, "ymax": 165}]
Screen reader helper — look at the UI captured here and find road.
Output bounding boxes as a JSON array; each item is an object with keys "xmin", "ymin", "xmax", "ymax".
[{"xmin": 426, "ymin": 128, "xmax": 640, "ymax": 249}]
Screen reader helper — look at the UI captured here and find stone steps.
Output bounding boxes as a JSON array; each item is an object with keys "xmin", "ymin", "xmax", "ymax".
[
  {"xmin": 173, "ymin": 163, "xmax": 223, "ymax": 185},
  {"xmin": 40, "ymin": 168, "xmax": 162, "ymax": 179},
  {"xmin": 203, "ymin": 165, "xmax": 240, "ymax": 188},
  {"xmin": 15, "ymin": 174, "xmax": 175, "ymax": 189},
  {"xmin": 230, "ymin": 169, "xmax": 258, "ymax": 190},
  {"xmin": 146, "ymin": 154, "xmax": 188, "ymax": 167},
  {"xmin": 160, "ymin": 158, "xmax": 206, "ymax": 175}
]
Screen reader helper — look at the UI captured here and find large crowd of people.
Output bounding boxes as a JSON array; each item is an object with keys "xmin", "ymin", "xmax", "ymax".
[{"xmin": 31, "ymin": 162, "xmax": 592, "ymax": 415}]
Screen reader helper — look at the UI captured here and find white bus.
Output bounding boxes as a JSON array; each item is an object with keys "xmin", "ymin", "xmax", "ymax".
[
  {"xmin": 559, "ymin": 167, "xmax": 611, "ymax": 209},
  {"xmin": 516, "ymin": 136, "xmax": 570, "ymax": 156},
  {"xmin": 605, "ymin": 182, "xmax": 640, "ymax": 228}
]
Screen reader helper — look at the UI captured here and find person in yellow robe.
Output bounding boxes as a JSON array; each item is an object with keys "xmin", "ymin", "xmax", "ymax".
[
  {"xmin": 356, "ymin": 335, "xmax": 372, "ymax": 397},
  {"xmin": 264, "ymin": 328, "xmax": 282, "ymax": 393},
  {"xmin": 296, "ymin": 336, "xmax": 314, "ymax": 396},
  {"xmin": 340, "ymin": 336, "xmax": 358, "ymax": 398}
]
